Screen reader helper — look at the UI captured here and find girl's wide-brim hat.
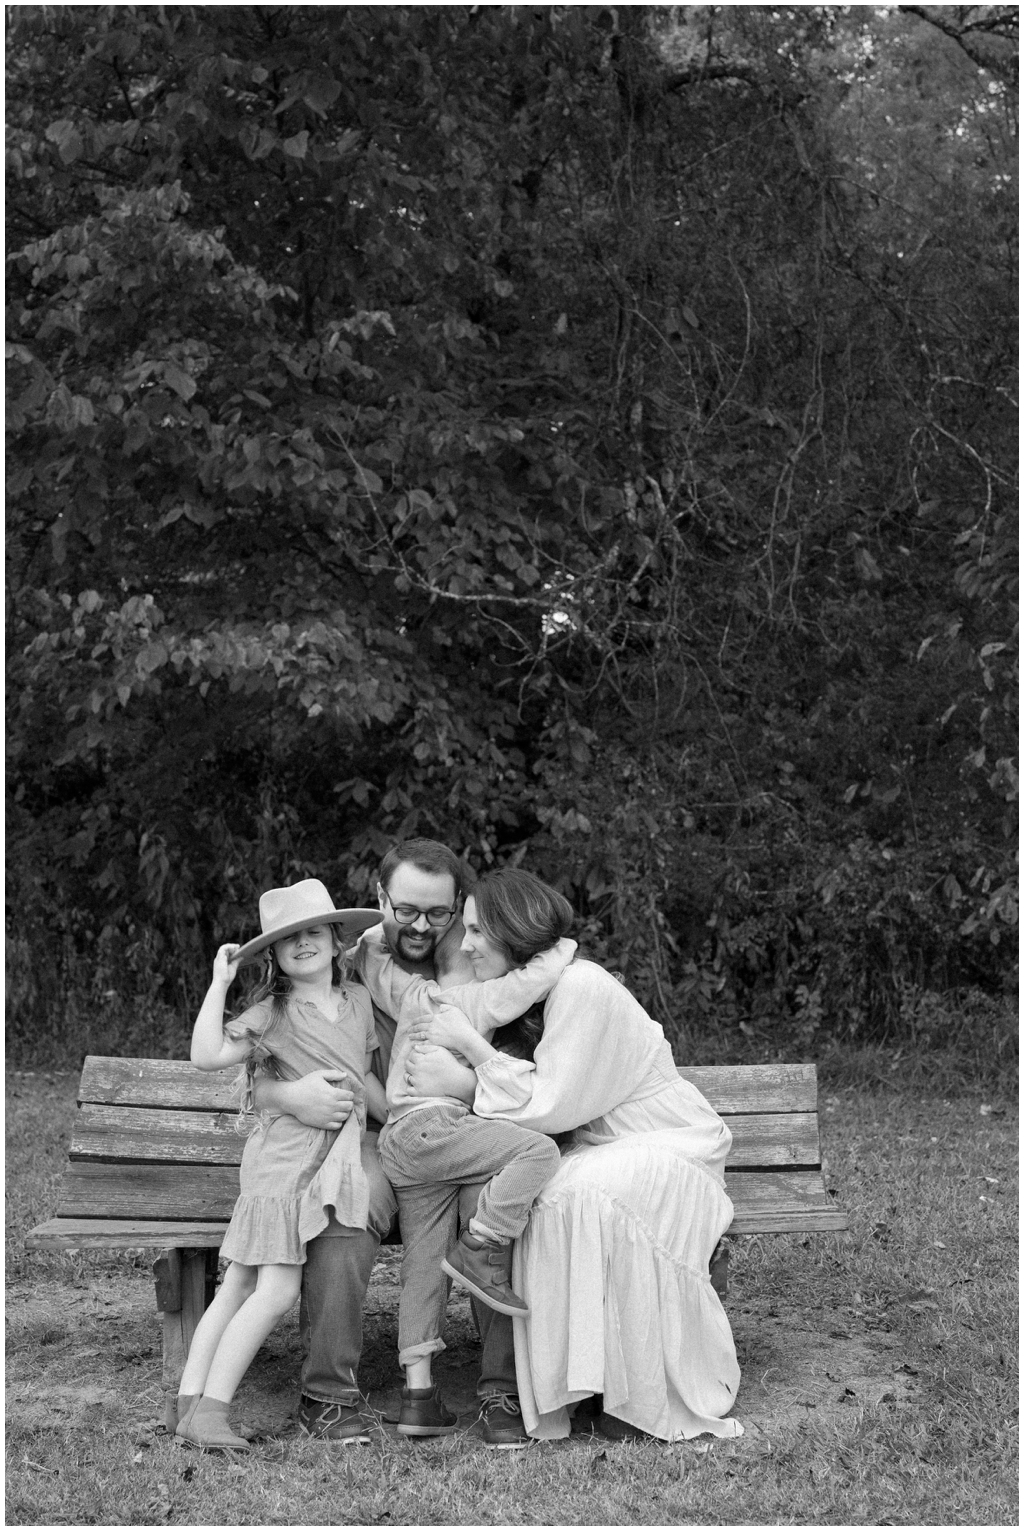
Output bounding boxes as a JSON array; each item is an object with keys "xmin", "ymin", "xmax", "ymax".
[{"xmin": 233, "ymin": 879, "xmax": 379, "ymax": 967}]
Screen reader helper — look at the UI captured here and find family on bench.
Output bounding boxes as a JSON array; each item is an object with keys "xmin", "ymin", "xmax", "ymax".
[{"xmin": 174, "ymin": 837, "xmax": 745, "ymax": 1451}]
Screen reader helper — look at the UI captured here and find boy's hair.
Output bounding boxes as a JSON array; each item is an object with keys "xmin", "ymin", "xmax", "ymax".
[{"xmin": 378, "ymin": 838, "xmax": 474, "ymax": 900}]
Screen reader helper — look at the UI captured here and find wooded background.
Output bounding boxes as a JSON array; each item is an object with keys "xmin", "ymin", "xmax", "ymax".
[{"xmin": 6, "ymin": 5, "xmax": 1017, "ymax": 1066}]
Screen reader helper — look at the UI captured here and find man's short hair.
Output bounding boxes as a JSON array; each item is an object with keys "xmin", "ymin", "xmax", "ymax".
[{"xmin": 378, "ymin": 838, "xmax": 474, "ymax": 900}]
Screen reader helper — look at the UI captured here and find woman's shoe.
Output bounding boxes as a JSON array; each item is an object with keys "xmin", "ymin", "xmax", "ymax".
[
  {"xmin": 598, "ymin": 1411, "xmax": 653, "ymax": 1443},
  {"xmin": 396, "ymin": 1385, "xmax": 458, "ymax": 1438},
  {"xmin": 175, "ymin": 1396, "xmax": 250, "ymax": 1450}
]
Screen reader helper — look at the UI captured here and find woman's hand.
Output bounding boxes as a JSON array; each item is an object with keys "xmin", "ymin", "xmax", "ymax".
[
  {"xmin": 408, "ymin": 1003, "xmax": 489, "ymax": 1059},
  {"xmin": 406, "ymin": 1043, "xmax": 477, "ymax": 1103}
]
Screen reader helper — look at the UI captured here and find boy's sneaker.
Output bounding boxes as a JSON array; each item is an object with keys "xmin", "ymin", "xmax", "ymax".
[
  {"xmin": 442, "ymin": 1231, "xmax": 529, "ymax": 1317},
  {"xmin": 396, "ymin": 1385, "xmax": 459, "ymax": 1438},
  {"xmin": 297, "ymin": 1396, "xmax": 372, "ymax": 1445},
  {"xmin": 479, "ymin": 1392, "xmax": 531, "ymax": 1450}
]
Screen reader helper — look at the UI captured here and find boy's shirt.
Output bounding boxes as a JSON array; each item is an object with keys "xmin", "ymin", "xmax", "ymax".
[{"xmin": 354, "ymin": 930, "xmax": 577, "ymax": 1122}]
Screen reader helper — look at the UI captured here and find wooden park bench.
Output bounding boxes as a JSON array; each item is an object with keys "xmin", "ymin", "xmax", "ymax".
[{"xmin": 26, "ymin": 1055, "xmax": 848, "ymax": 1429}]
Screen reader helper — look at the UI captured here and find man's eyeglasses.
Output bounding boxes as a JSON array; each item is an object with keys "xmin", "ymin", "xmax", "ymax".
[{"xmin": 384, "ymin": 891, "xmax": 457, "ymax": 928}]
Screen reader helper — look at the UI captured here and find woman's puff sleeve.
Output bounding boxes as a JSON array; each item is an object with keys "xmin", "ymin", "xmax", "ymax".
[{"xmin": 472, "ymin": 961, "xmax": 662, "ymax": 1133}]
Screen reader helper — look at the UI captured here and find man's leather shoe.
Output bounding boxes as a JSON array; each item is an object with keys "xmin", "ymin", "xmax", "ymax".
[
  {"xmin": 297, "ymin": 1396, "xmax": 372, "ymax": 1445},
  {"xmin": 442, "ymin": 1231, "xmax": 529, "ymax": 1317},
  {"xmin": 479, "ymin": 1392, "xmax": 531, "ymax": 1449},
  {"xmin": 396, "ymin": 1384, "xmax": 458, "ymax": 1437}
]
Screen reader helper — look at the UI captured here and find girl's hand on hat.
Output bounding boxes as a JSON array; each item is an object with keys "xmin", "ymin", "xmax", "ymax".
[{"xmin": 212, "ymin": 944, "xmax": 241, "ymax": 987}]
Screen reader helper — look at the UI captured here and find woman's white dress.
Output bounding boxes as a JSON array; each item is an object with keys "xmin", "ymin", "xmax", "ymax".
[{"xmin": 473, "ymin": 960, "xmax": 743, "ymax": 1442}]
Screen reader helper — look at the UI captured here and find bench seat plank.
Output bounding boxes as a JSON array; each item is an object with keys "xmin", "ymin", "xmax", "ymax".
[
  {"xmin": 724, "ymin": 1169, "xmax": 847, "ymax": 1232},
  {"xmin": 25, "ymin": 1218, "xmax": 228, "ymax": 1251}
]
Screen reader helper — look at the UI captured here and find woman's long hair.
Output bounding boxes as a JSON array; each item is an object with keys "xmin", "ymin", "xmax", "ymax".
[{"xmin": 472, "ymin": 869, "xmax": 574, "ymax": 1062}]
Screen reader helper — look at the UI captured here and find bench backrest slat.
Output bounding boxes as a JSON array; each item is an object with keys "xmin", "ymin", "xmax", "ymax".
[
  {"xmin": 42, "ymin": 1057, "xmax": 844, "ymax": 1238},
  {"xmin": 80, "ymin": 1056, "xmax": 243, "ymax": 1111},
  {"xmin": 79, "ymin": 1056, "xmax": 819, "ymax": 1117},
  {"xmin": 71, "ymin": 1104, "xmax": 249, "ymax": 1166},
  {"xmin": 69, "ymin": 1100, "xmax": 822, "ymax": 1171},
  {"xmin": 59, "ymin": 1161, "xmax": 240, "ymax": 1221},
  {"xmin": 56, "ymin": 1158, "xmax": 844, "ymax": 1232},
  {"xmin": 678, "ymin": 1062, "xmax": 817, "ymax": 1114}
]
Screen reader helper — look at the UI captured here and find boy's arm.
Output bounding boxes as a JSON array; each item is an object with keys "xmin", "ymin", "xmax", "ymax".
[
  {"xmin": 364, "ymin": 1057, "xmax": 389, "ymax": 1125},
  {"xmin": 354, "ymin": 927, "xmax": 435, "ymax": 1017},
  {"xmin": 435, "ymin": 937, "xmax": 578, "ymax": 1031}
]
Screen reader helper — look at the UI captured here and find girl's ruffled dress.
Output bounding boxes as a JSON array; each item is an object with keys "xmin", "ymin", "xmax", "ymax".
[{"xmin": 218, "ymin": 986, "xmax": 377, "ymax": 1267}]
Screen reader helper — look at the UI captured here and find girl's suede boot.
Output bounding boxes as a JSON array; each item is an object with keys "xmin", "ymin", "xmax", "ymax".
[{"xmin": 175, "ymin": 1395, "xmax": 250, "ymax": 1450}]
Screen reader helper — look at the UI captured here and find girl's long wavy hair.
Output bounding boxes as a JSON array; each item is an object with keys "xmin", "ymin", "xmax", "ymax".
[{"xmin": 472, "ymin": 869, "xmax": 574, "ymax": 1062}]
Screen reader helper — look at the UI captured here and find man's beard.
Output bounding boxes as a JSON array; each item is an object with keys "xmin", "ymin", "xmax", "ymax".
[{"xmin": 390, "ymin": 925, "xmax": 439, "ymax": 965}]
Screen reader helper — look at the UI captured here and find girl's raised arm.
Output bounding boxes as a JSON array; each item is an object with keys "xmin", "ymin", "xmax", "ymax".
[{"xmin": 191, "ymin": 945, "xmax": 253, "ymax": 1072}]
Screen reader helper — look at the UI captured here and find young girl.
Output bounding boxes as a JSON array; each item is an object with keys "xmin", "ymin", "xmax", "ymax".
[{"xmin": 175, "ymin": 880, "xmax": 384, "ymax": 1450}]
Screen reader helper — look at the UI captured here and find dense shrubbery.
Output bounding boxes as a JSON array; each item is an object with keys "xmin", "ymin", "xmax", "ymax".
[{"xmin": 6, "ymin": 5, "xmax": 1017, "ymax": 1067}]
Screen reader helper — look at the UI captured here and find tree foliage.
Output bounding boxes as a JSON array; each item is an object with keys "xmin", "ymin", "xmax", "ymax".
[{"xmin": 6, "ymin": 4, "xmax": 1017, "ymax": 1064}]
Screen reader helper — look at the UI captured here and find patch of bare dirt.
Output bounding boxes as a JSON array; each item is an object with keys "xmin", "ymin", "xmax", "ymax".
[{"xmin": 6, "ymin": 1250, "xmax": 911, "ymax": 1446}]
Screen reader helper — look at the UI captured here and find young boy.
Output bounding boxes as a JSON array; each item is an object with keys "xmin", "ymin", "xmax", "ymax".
[{"xmin": 356, "ymin": 928, "xmax": 574, "ymax": 1436}]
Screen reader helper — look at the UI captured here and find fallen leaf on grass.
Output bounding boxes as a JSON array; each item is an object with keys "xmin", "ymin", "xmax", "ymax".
[{"xmin": 146, "ymin": 1481, "xmax": 172, "ymax": 1525}]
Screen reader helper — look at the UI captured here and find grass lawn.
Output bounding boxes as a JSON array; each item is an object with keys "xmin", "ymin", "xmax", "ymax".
[{"xmin": 5, "ymin": 1063, "xmax": 1018, "ymax": 1527}]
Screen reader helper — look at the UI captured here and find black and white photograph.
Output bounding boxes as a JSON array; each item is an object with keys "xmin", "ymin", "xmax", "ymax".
[{"xmin": 6, "ymin": 4, "xmax": 1017, "ymax": 1526}]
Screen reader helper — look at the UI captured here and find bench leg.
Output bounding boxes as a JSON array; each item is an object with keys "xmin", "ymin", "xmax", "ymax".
[{"xmin": 154, "ymin": 1248, "xmax": 219, "ymax": 1431}]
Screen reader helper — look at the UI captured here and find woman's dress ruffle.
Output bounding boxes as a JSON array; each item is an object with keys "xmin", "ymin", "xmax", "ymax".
[{"xmin": 512, "ymin": 1129, "xmax": 743, "ymax": 1442}]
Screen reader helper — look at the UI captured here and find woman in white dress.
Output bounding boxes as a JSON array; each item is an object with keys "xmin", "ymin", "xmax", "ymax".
[{"xmin": 405, "ymin": 868, "xmax": 743, "ymax": 1444}]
